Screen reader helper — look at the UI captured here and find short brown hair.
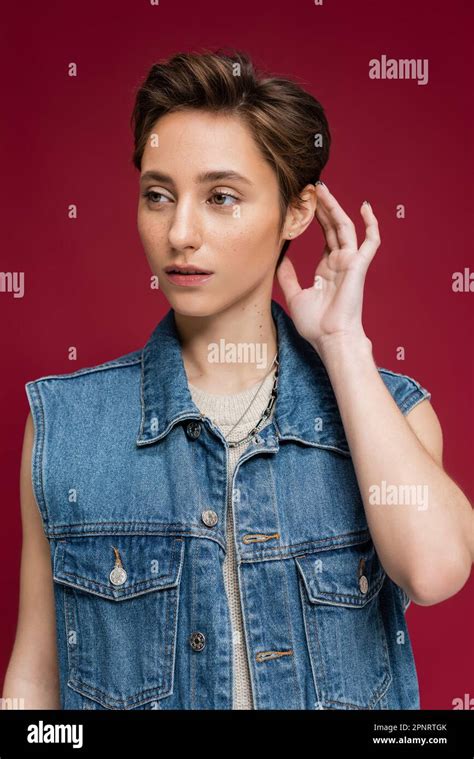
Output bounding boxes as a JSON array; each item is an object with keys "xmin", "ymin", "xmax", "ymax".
[{"xmin": 130, "ymin": 48, "xmax": 331, "ymax": 270}]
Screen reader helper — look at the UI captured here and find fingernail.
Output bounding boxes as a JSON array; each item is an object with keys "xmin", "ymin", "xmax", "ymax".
[
  {"xmin": 315, "ymin": 180, "xmax": 325, "ymax": 187},
  {"xmin": 363, "ymin": 200, "xmax": 370, "ymax": 206}
]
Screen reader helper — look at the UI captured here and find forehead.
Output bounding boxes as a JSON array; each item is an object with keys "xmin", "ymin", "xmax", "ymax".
[{"xmin": 141, "ymin": 109, "xmax": 270, "ymax": 177}]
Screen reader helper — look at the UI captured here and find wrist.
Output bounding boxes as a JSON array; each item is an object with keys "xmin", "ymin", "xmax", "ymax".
[{"xmin": 311, "ymin": 331, "xmax": 373, "ymax": 363}]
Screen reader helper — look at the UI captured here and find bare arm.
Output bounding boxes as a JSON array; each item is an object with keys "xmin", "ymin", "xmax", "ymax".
[
  {"xmin": 2, "ymin": 413, "xmax": 60, "ymax": 709},
  {"xmin": 316, "ymin": 337, "xmax": 473, "ymax": 606}
]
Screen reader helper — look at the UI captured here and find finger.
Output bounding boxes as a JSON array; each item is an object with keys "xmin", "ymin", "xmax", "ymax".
[
  {"xmin": 276, "ymin": 255, "xmax": 302, "ymax": 304},
  {"xmin": 316, "ymin": 184, "xmax": 358, "ymax": 251},
  {"xmin": 358, "ymin": 202, "xmax": 381, "ymax": 266},
  {"xmin": 314, "ymin": 194, "xmax": 339, "ymax": 251},
  {"xmin": 314, "ymin": 203, "xmax": 339, "ymax": 251}
]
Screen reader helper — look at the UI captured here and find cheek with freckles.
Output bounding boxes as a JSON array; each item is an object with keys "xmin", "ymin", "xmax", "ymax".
[
  {"xmin": 221, "ymin": 212, "xmax": 281, "ymax": 279},
  {"xmin": 137, "ymin": 219, "xmax": 167, "ymax": 273}
]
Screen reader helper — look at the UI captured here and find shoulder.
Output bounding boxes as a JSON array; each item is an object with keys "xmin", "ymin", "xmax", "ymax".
[{"xmin": 24, "ymin": 348, "xmax": 144, "ymax": 419}]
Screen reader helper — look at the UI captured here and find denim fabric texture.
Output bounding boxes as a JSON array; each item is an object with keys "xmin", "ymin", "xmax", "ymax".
[{"xmin": 25, "ymin": 299, "xmax": 431, "ymax": 710}]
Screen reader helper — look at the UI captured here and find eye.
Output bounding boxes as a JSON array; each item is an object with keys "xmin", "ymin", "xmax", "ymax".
[
  {"xmin": 208, "ymin": 191, "xmax": 240, "ymax": 207},
  {"xmin": 142, "ymin": 190, "xmax": 171, "ymax": 205}
]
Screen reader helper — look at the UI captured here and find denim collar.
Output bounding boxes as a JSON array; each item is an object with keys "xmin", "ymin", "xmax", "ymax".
[{"xmin": 136, "ymin": 299, "xmax": 349, "ymax": 454}]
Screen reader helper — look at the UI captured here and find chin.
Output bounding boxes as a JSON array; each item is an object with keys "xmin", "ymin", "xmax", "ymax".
[{"xmin": 164, "ymin": 291, "xmax": 222, "ymax": 319}]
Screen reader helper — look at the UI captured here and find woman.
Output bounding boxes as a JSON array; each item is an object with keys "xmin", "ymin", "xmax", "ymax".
[{"xmin": 4, "ymin": 49, "xmax": 473, "ymax": 711}]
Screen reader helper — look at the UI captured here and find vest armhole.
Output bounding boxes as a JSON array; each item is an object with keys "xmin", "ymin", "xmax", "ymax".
[
  {"xmin": 24, "ymin": 380, "xmax": 50, "ymax": 536},
  {"xmin": 377, "ymin": 367, "xmax": 431, "ymax": 417}
]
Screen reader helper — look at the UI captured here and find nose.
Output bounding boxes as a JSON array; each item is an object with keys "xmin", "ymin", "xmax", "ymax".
[{"xmin": 167, "ymin": 196, "xmax": 202, "ymax": 251}]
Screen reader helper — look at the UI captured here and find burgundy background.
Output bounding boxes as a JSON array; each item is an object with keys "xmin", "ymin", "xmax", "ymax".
[{"xmin": 1, "ymin": 0, "xmax": 472, "ymax": 709}]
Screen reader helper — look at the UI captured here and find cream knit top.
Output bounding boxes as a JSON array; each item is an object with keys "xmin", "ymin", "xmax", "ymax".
[{"xmin": 188, "ymin": 367, "xmax": 277, "ymax": 710}]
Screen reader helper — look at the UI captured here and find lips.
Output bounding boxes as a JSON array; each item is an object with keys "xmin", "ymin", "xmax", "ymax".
[
  {"xmin": 164, "ymin": 268, "xmax": 215, "ymax": 287},
  {"xmin": 164, "ymin": 265, "xmax": 213, "ymax": 274}
]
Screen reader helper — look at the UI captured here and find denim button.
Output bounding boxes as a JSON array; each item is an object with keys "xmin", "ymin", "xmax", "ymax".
[
  {"xmin": 201, "ymin": 509, "xmax": 218, "ymax": 527},
  {"xmin": 109, "ymin": 566, "xmax": 127, "ymax": 586},
  {"xmin": 359, "ymin": 575, "xmax": 369, "ymax": 594},
  {"xmin": 189, "ymin": 631, "xmax": 206, "ymax": 651},
  {"xmin": 186, "ymin": 421, "xmax": 202, "ymax": 439}
]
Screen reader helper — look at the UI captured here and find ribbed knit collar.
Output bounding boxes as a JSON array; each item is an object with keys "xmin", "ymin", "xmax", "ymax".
[{"xmin": 188, "ymin": 367, "xmax": 277, "ymax": 429}]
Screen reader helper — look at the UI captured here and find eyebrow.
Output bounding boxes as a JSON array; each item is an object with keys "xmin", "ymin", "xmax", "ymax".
[{"xmin": 139, "ymin": 169, "xmax": 254, "ymax": 187}]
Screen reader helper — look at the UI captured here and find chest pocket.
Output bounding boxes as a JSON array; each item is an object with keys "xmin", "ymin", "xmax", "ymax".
[
  {"xmin": 295, "ymin": 536, "xmax": 392, "ymax": 709},
  {"xmin": 53, "ymin": 534, "xmax": 185, "ymax": 710}
]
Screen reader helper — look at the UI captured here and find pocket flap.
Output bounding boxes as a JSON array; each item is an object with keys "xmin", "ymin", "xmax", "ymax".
[
  {"xmin": 295, "ymin": 538, "xmax": 385, "ymax": 607},
  {"xmin": 53, "ymin": 535, "xmax": 185, "ymax": 600}
]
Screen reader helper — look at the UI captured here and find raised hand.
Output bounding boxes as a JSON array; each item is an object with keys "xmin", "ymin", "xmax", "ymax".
[{"xmin": 276, "ymin": 183, "xmax": 380, "ymax": 357}]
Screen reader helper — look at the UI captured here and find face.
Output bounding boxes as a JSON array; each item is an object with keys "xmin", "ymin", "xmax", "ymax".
[{"xmin": 137, "ymin": 110, "xmax": 288, "ymax": 317}]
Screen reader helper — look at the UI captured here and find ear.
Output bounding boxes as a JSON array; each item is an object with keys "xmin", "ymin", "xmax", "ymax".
[{"xmin": 282, "ymin": 183, "xmax": 318, "ymax": 240}]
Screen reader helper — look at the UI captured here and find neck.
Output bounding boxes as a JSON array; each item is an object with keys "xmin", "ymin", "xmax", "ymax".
[{"xmin": 174, "ymin": 295, "xmax": 278, "ymax": 395}]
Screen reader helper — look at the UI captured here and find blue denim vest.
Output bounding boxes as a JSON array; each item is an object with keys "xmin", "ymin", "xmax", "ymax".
[{"xmin": 25, "ymin": 299, "xmax": 431, "ymax": 710}]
